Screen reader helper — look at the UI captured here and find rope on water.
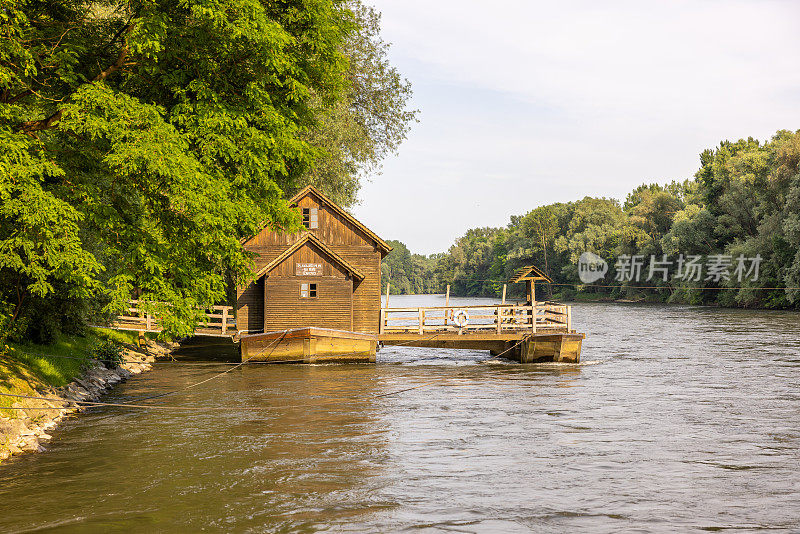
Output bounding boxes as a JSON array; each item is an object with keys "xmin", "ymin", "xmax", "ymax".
[{"xmin": 3, "ymin": 331, "xmax": 539, "ymax": 411}]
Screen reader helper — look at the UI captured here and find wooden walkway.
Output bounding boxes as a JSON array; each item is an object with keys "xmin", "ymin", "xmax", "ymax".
[
  {"xmin": 107, "ymin": 300, "xmax": 237, "ymax": 337},
  {"xmin": 378, "ymin": 302, "xmax": 571, "ymax": 335},
  {"xmin": 103, "ymin": 299, "xmax": 583, "ymax": 363}
]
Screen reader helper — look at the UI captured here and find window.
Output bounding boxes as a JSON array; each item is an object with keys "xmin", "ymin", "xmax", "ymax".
[
  {"xmin": 302, "ymin": 207, "xmax": 318, "ymax": 229},
  {"xmin": 300, "ymin": 283, "xmax": 318, "ymax": 298}
]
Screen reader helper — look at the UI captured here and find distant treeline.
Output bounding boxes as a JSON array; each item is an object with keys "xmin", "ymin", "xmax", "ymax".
[{"xmin": 381, "ymin": 130, "xmax": 800, "ymax": 308}]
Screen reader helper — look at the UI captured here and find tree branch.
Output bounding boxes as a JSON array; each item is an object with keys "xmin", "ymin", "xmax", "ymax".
[{"xmin": 18, "ymin": 24, "xmax": 136, "ymax": 135}]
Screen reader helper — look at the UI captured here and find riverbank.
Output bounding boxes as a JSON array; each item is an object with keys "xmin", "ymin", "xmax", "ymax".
[{"xmin": 0, "ymin": 336, "xmax": 175, "ymax": 464}]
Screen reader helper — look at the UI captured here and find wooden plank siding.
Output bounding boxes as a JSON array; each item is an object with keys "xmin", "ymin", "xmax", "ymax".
[
  {"xmin": 236, "ymin": 186, "xmax": 387, "ymax": 335},
  {"xmin": 264, "ymin": 277, "xmax": 353, "ymax": 332}
]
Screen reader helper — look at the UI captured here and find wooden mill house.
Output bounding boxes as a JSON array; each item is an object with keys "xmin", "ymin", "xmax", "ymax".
[{"xmin": 236, "ymin": 185, "xmax": 391, "ymax": 362}]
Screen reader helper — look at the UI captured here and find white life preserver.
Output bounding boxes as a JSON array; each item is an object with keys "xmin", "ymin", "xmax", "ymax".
[{"xmin": 453, "ymin": 309, "xmax": 469, "ymax": 328}]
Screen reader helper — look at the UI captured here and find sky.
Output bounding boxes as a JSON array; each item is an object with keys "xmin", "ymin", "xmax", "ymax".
[{"xmin": 350, "ymin": 0, "xmax": 800, "ymax": 255}]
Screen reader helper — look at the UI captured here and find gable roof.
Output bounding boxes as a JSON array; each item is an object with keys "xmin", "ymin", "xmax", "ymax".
[
  {"xmin": 289, "ymin": 185, "xmax": 392, "ymax": 254},
  {"xmin": 254, "ymin": 232, "xmax": 365, "ymax": 281},
  {"xmin": 508, "ymin": 265, "xmax": 553, "ymax": 284}
]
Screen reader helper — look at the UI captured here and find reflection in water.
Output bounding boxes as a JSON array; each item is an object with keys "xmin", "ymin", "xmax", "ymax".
[{"xmin": 1, "ymin": 297, "xmax": 799, "ymax": 532}]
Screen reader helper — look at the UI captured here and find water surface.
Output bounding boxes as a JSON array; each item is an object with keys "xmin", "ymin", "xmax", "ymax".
[{"xmin": 1, "ymin": 297, "xmax": 799, "ymax": 532}]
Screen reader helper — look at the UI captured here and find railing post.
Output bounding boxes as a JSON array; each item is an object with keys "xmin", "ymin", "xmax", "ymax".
[
  {"xmin": 496, "ymin": 306, "xmax": 502, "ymax": 334},
  {"xmin": 379, "ymin": 309, "xmax": 385, "ymax": 334},
  {"xmin": 221, "ymin": 307, "xmax": 228, "ymax": 335},
  {"xmin": 146, "ymin": 312, "xmax": 152, "ymax": 332},
  {"xmin": 567, "ymin": 306, "xmax": 572, "ymax": 332},
  {"xmin": 418, "ymin": 308, "xmax": 424, "ymax": 335},
  {"xmin": 531, "ymin": 304, "xmax": 536, "ymax": 334}
]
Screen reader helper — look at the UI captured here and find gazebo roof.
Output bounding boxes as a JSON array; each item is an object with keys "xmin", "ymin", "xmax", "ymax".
[{"xmin": 508, "ymin": 265, "xmax": 553, "ymax": 284}]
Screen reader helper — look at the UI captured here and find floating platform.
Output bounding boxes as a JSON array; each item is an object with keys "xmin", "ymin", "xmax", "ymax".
[
  {"xmin": 239, "ymin": 327, "xmax": 378, "ymax": 363},
  {"xmin": 378, "ymin": 301, "xmax": 584, "ymax": 363},
  {"xmin": 378, "ymin": 332, "xmax": 584, "ymax": 363}
]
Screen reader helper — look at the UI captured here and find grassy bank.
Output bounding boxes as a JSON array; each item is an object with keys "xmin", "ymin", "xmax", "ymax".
[{"xmin": 0, "ymin": 329, "xmax": 140, "ymax": 418}]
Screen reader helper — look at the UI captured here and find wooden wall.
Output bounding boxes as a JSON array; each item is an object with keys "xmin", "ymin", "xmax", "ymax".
[
  {"xmin": 236, "ymin": 276, "xmax": 263, "ymax": 334},
  {"xmin": 263, "ymin": 277, "xmax": 352, "ymax": 332},
  {"xmin": 237, "ymin": 191, "xmax": 384, "ymax": 334}
]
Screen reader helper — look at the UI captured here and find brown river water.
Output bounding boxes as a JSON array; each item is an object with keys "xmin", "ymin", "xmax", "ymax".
[{"xmin": 1, "ymin": 296, "xmax": 799, "ymax": 533}]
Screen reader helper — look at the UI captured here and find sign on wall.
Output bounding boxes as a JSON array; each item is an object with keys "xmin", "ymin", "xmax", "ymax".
[{"xmin": 296, "ymin": 263, "xmax": 323, "ymax": 276}]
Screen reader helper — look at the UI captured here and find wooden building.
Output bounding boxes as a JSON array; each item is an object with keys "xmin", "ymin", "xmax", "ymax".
[{"xmin": 236, "ymin": 185, "xmax": 391, "ymax": 341}]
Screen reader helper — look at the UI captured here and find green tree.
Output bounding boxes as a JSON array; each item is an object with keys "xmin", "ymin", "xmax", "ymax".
[{"xmin": 1, "ymin": 0, "xmax": 353, "ymax": 338}]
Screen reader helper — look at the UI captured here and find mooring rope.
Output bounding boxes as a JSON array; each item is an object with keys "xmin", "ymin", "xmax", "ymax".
[
  {"xmin": 0, "ymin": 331, "xmax": 548, "ymax": 411},
  {"xmin": 116, "ymin": 330, "xmax": 292, "ymax": 405}
]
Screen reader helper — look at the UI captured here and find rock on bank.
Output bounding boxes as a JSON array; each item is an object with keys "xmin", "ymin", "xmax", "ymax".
[{"xmin": 0, "ymin": 339, "xmax": 175, "ymax": 463}]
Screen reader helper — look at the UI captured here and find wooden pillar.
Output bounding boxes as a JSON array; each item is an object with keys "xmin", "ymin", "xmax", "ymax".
[
  {"xmin": 379, "ymin": 309, "xmax": 386, "ymax": 334},
  {"xmin": 221, "ymin": 307, "xmax": 228, "ymax": 335},
  {"xmin": 567, "ymin": 306, "xmax": 572, "ymax": 332},
  {"xmin": 418, "ymin": 308, "xmax": 424, "ymax": 335},
  {"xmin": 501, "ymin": 284, "xmax": 507, "ymax": 304},
  {"xmin": 384, "ymin": 282, "xmax": 390, "ymax": 309},
  {"xmin": 445, "ymin": 284, "xmax": 450, "ymax": 326}
]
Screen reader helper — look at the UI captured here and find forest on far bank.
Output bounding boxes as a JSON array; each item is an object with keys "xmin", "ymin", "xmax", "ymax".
[{"xmin": 381, "ymin": 130, "xmax": 800, "ymax": 309}]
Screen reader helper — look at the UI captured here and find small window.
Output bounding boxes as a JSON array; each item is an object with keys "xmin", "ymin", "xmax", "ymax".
[
  {"xmin": 302, "ymin": 207, "xmax": 318, "ymax": 229},
  {"xmin": 300, "ymin": 282, "xmax": 317, "ymax": 299}
]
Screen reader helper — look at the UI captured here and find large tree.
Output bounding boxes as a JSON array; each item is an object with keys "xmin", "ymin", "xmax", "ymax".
[{"xmin": 0, "ymin": 0, "xmax": 354, "ymax": 339}]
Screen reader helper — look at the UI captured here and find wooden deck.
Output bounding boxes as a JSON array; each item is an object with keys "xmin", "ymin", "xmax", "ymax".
[
  {"xmin": 377, "ymin": 302, "xmax": 582, "ymax": 362},
  {"xmin": 101, "ymin": 299, "xmax": 584, "ymax": 363},
  {"xmin": 379, "ymin": 302, "xmax": 572, "ymax": 335}
]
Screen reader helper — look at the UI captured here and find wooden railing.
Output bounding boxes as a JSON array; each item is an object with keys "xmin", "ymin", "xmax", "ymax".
[
  {"xmin": 109, "ymin": 300, "xmax": 237, "ymax": 337},
  {"xmin": 379, "ymin": 302, "xmax": 572, "ymax": 335}
]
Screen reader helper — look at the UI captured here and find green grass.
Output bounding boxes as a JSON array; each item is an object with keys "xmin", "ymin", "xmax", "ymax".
[{"xmin": 0, "ymin": 328, "xmax": 140, "ymax": 418}]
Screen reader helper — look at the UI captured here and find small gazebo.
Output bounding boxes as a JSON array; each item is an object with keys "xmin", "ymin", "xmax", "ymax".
[{"xmin": 508, "ymin": 265, "xmax": 553, "ymax": 304}]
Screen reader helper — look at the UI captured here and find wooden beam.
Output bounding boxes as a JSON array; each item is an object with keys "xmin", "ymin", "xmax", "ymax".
[{"xmin": 445, "ymin": 284, "xmax": 450, "ymax": 326}]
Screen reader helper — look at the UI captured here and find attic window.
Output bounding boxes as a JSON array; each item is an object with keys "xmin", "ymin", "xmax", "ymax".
[
  {"xmin": 300, "ymin": 283, "xmax": 317, "ymax": 299},
  {"xmin": 302, "ymin": 208, "xmax": 318, "ymax": 229}
]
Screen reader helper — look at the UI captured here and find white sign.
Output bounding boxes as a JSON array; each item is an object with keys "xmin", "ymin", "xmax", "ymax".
[{"xmin": 296, "ymin": 263, "xmax": 323, "ymax": 276}]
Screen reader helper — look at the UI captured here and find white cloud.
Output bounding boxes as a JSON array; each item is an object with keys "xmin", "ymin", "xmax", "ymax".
[{"xmin": 353, "ymin": 0, "xmax": 800, "ymax": 254}]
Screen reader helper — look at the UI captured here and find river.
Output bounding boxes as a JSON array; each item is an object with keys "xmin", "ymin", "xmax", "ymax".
[{"xmin": 1, "ymin": 296, "xmax": 799, "ymax": 533}]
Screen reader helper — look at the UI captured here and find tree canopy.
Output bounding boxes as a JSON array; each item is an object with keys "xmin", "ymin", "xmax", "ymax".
[{"xmin": 0, "ymin": 0, "xmax": 414, "ymax": 341}]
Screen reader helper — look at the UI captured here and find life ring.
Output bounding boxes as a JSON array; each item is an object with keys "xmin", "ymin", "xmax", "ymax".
[{"xmin": 453, "ymin": 309, "xmax": 469, "ymax": 328}]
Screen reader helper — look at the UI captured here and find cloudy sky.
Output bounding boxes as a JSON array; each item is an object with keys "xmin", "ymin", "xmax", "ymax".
[{"xmin": 351, "ymin": 0, "xmax": 800, "ymax": 255}]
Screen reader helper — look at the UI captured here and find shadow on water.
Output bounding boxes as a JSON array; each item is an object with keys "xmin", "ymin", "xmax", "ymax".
[{"xmin": 170, "ymin": 336, "xmax": 239, "ymax": 362}]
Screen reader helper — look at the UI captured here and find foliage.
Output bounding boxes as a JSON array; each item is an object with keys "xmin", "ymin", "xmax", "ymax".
[
  {"xmin": 385, "ymin": 130, "xmax": 800, "ymax": 309},
  {"xmin": 91, "ymin": 339, "xmax": 125, "ymax": 368},
  {"xmin": 0, "ymin": 0, "xmax": 411, "ymax": 339},
  {"xmin": 293, "ymin": 0, "xmax": 417, "ymax": 206},
  {"xmin": 380, "ymin": 240, "xmax": 438, "ymax": 294}
]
